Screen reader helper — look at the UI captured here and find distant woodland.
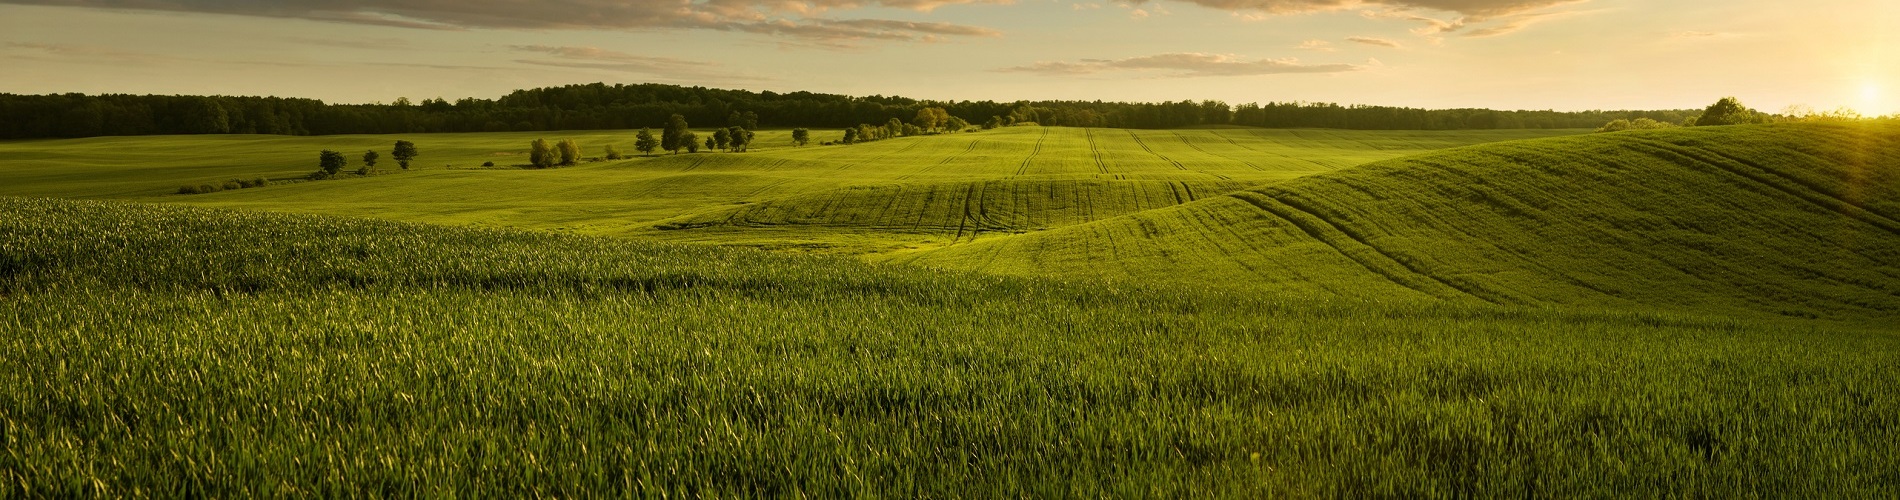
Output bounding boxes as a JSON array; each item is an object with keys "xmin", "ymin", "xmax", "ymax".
[{"xmin": 0, "ymin": 83, "xmax": 1696, "ymax": 139}]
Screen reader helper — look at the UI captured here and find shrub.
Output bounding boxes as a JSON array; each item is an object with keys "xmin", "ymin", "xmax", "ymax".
[
  {"xmin": 222, "ymin": 181, "xmax": 243, "ymax": 191},
  {"xmin": 482, "ymin": 161, "xmax": 495, "ymax": 167},
  {"xmin": 198, "ymin": 184, "xmax": 219, "ymax": 193},
  {"xmin": 177, "ymin": 185, "xmax": 199, "ymax": 195}
]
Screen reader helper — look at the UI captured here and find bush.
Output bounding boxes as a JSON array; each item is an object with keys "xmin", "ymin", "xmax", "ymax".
[
  {"xmin": 222, "ymin": 181, "xmax": 243, "ymax": 191},
  {"xmin": 482, "ymin": 161, "xmax": 495, "ymax": 167},
  {"xmin": 198, "ymin": 184, "xmax": 219, "ymax": 194},
  {"xmin": 177, "ymin": 185, "xmax": 199, "ymax": 195}
]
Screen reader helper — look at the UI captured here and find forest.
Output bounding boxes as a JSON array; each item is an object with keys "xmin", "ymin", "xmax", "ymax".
[{"xmin": 0, "ymin": 83, "xmax": 1695, "ymax": 139}]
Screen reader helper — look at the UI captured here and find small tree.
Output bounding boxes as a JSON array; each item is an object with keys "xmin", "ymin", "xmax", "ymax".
[
  {"xmin": 529, "ymin": 139, "xmax": 555, "ymax": 168},
  {"xmin": 984, "ymin": 116, "xmax": 1003, "ymax": 130},
  {"xmin": 682, "ymin": 131, "xmax": 700, "ymax": 153},
  {"xmin": 913, "ymin": 107, "xmax": 949, "ymax": 132},
  {"xmin": 392, "ymin": 140, "xmax": 418, "ymax": 169},
  {"xmin": 634, "ymin": 128, "xmax": 660, "ymax": 157},
  {"xmin": 319, "ymin": 150, "xmax": 347, "ymax": 176},
  {"xmin": 1695, "ymin": 97, "xmax": 1762, "ymax": 127},
  {"xmin": 713, "ymin": 128, "xmax": 731, "ymax": 151},
  {"xmin": 842, "ymin": 128, "xmax": 859, "ymax": 145},
  {"xmin": 945, "ymin": 116, "xmax": 970, "ymax": 132},
  {"xmin": 792, "ymin": 128, "xmax": 810, "ymax": 146},
  {"xmin": 604, "ymin": 145, "xmax": 623, "ymax": 160},
  {"xmin": 727, "ymin": 126, "xmax": 749, "ymax": 152},
  {"xmin": 705, "ymin": 137, "xmax": 715, "ymax": 151},
  {"xmin": 362, "ymin": 150, "xmax": 380, "ymax": 169},
  {"xmin": 662, "ymin": 114, "xmax": 689, "ymax": 154},
  {"xmin": 557, "ymin": 139, "xmax": 581, "ymax": 166}
]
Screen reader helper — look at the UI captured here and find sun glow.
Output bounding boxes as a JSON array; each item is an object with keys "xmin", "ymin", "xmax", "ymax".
[{"xmin": 1860, "ymin": 82, "xmax": 1887, "ymax": 116}]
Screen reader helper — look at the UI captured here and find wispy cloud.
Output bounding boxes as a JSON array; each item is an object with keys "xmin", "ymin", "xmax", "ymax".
[
  {"xmin": 510, "ymin": 45, "xmax": 769, "ymax": 82},
  {"xmin": 1126, "ymin": 0, "xmax": 1581, "ymax": 18},
  {"xmin": 1346, "ymin": 36, "xmax": 1401, "ymax": 48},
  {"xmin": 0, "ymin": 0, "xmax": 1008, "ymax": 45},
  {"xmin": 1127, "ymin": 0, "xmax": 1588, "ymax": 37},
  {"xmin": 1297, "ymin": 39, "xmax": 1336, "ymax": 51},
  {"xmin": 998, "ymin": 52, "xmax": 1363, "ymax": 77}
]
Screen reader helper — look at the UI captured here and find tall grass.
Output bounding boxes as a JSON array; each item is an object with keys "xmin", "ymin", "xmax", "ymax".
[{"xmin": 3, "ymin": 197, "xmax": 1896, "ymax": 496}]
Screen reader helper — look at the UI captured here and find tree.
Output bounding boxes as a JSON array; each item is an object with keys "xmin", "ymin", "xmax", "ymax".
[
  {"xmin": 842, "ymin": 128, "xmax": 859, "ymax": 145},
  {"xmin": 727, "ymin": 126, "xmax": 749, "ymax": 152},
  {"xmin": 662, "ymin": 114, "xmax": 689, "ymax": 154},
  {"xmin": 984, "ymin": 116, "xmax": 1003, "ymax": 129},
  {"xmin": 1695, "ymin": 97, "xmax": 1761, "ymax": 127},
  {"xmin": 319, "ymin": 150, "xmax": 347, "ymax": 176},
  {"xmin": 392, "ymin": 140, "xmax": 418, "ymax": 169},
  {"xmin": 557, "ymin": 139, "xmax": 581, "ymax": 166},
  {"xmin": 913, "ymin": 107, "xmax": 949, "ymax": 132},
  {"xmin": 604, "ymin": 145, "xmax": 623, "ymax": 160},
  {"xmin": 945, "ymin": 116, "xmax": 970, "ymax": 132},
  {"xmin": 885, "ymin": 118, "xmax": 903, "ymax": 139},
  {"xmin": 362, "ymin": 150, "xmax": 380, "ymax": 169},
  {"xmin": 792, "ymin": 128, "xmax": 810, "ymax": 146},
  {"xmin": 530, "ymin": 139, "xmax": 555, "ymax": 168},
  {"xmin": 705, "ymin": 137, "xmax": 715, "ymax": 151},
  {"xmin": 713, "ymin": 128, "xmax": 731, "ymax": 151},
  {"xmin": 742, "ymin": 111, "xmax": 759, "ymax": 131},
  {"xmin": 682, "ymin": 131, "xmax": 700, "ymax": 153},
  {"xmin": 634, "ymin": 128, "xmax": 659, "ymax": 157}
]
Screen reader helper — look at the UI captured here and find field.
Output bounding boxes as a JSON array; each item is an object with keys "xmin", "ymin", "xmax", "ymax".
[
  {"xmin": 3, "ymin": 122, "xmax": 1898, "ymax": 496},
  {"xmin": 0, "ymin": 127, "xmax": 1578, "ymax": 253}
]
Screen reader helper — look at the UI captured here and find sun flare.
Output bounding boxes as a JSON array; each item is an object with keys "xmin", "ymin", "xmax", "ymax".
[{"xmin": 1861, "ymin": 82, "xmax": 1886, "ymax": 115}]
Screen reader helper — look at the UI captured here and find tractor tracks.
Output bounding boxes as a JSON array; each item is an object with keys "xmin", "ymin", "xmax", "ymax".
[
  {"xmin": 1228, "ymin": 190, "xmax": 1506, "ymax": 304},
  {"xmin": 1016, "ymin": 128, "xmax": 1049, "ymax": 176},
  {"xmin": 1127, "ymin": 130, "xmax": 1187, "ymax": 170}
]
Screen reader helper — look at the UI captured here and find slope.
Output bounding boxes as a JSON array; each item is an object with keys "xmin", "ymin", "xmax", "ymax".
[
  {"xmin": 4, "ymin": 196, "xmax": 1897, "ymax": 496},
  {"xmin": 902, "ymin": 122, "xmax": 1900, "ymax": 320},
  {"xmin": 0, "ymin": 127, "xmax": 1581, "ymax": 253}
]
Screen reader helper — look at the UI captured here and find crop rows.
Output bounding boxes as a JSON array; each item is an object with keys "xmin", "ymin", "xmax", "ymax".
[
  {"xmin": 3, "ymin": 196, "xmax": 1897, "ymax": 496},
  {"xmin": 907, "ymin": 122, "xmax": 1900, "ymax": 321}
]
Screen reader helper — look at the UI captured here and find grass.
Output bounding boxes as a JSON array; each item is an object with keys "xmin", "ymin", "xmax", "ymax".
[
  {"xmin": 0, "ymin": 127, "xmax": 1580, "ymax": 253},
  {"xmin": 3, "ymin": 197, "xmax": 1896, "ymax": 497},
  {"xmin": 2, "ymin": 122, "xmax": 1896, "ymax": 495},
  {"xmin": 904, "ymin": 122, "xmax": 1900, "ymax": 322}
]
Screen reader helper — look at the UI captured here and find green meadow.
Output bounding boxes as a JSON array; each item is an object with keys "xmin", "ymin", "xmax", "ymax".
[{"xmin": 3, "ymin": 122, "xmax": 1898, "ymax": 496}]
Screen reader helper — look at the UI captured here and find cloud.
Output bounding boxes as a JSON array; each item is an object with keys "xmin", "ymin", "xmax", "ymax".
[
  {"xmin": 1123, "ymin": 0, "xmax": 1586, "ymax": 36},
  {"xmin": 1124, "ymin": 0, "xmax": 1577, "ymax": 18},
  {"xmin": 1346, "ymin": 36, "xmax": 1401, "ymax": 47},
  {"xmin": 0, "ymin": 0, "xmax": 1007, "ymax": 45},
  {"xmin": 510, "ymin": 45, "xmax": 768, "ymax": 82},
  {"xmin": 998, "ymin": 52, "xmax": 1363, "ymax": 77},
  {"xmin": 1297, "ymin": 39, "xmax": 1335, "ymax": 51}
]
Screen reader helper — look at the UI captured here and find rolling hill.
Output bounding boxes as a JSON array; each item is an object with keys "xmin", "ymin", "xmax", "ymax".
[
  {"xmin": 902, "ymin": 122, "xmax": 1900, "ymax": 321},
  {"xmin": 3, "ymin": 196, "xmax": 1895, "ymax": 496},
  {"xmin": 0, "ymin": 127, "xmax": 1581, "ymax": 252}
]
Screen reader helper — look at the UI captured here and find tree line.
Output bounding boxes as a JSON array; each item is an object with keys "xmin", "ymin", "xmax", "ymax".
[{"xmin": 1, "ymin": 83, "xmax": 1706, "ymax": 140}]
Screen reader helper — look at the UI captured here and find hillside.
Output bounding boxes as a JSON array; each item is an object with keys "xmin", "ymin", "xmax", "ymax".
[
  {"xmin": 0, "ymin": 127, "xmax": 1578, "ymax": 253},
  {"xmin": 902, "ymin": 122, "xmax": 1900, "ymax": 320},
  {"xmin": 3, "ymin": 196, "xmax": 1896, "ymax": 496}
]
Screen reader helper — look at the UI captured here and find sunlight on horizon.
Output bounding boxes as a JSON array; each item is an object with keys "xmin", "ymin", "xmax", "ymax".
[{"xmin": 1861, "ymin": 82, "xmax": 1888, "ymax": 116}]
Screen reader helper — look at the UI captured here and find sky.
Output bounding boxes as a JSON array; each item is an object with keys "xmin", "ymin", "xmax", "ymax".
[{"xmin": 1, "ymin": 0, "xmax": 1895, "ymax": 115}]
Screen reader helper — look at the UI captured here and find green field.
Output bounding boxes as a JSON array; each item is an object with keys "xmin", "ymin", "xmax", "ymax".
[
  {"xmin": 0, "ymin": 127, "xmax": 1578, "ymax": 253},
  {"xmin": 3, "ymin": 123, "xmax": 1898, "ymax": 496}
]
